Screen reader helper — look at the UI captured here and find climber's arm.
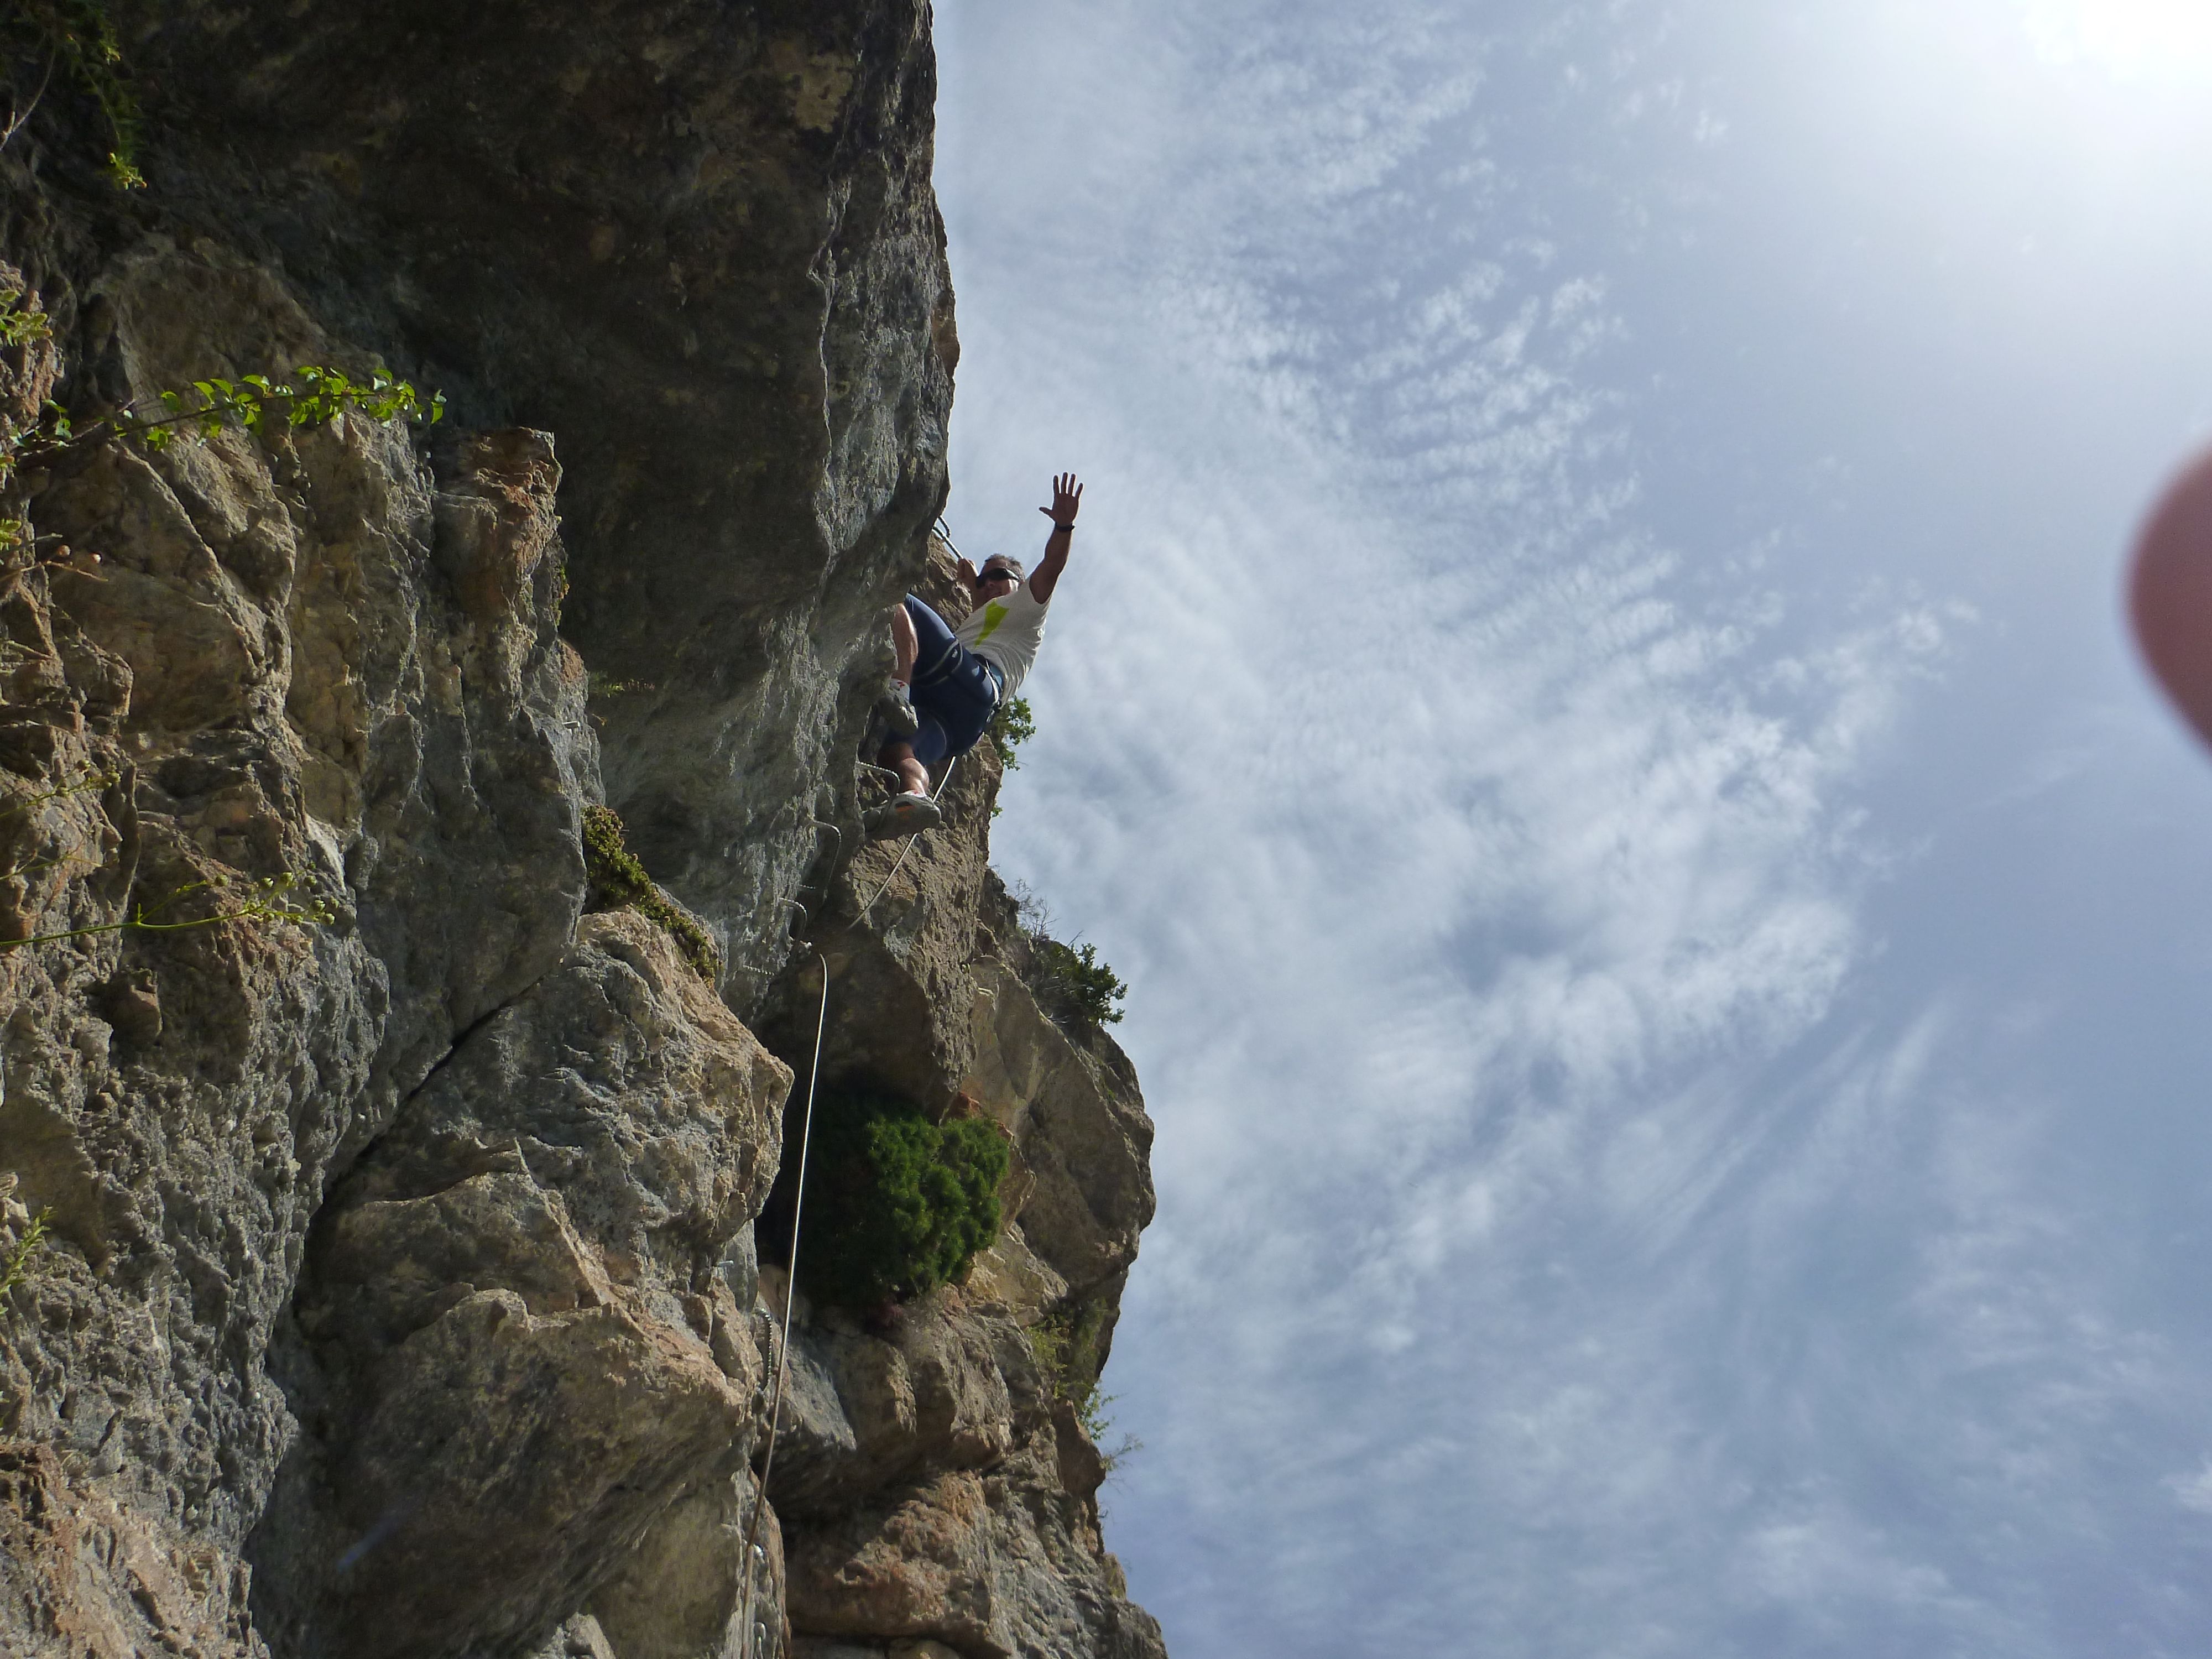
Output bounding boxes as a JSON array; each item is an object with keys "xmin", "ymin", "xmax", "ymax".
[{"xmin": 1029, "ymin": 472, "xmax": 1081, "ymax": 606}]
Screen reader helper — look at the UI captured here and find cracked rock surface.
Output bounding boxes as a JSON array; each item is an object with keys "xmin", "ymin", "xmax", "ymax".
[{"xmin": 1, "ymin": 3, "xmax": 1167, "ymax": 1657}]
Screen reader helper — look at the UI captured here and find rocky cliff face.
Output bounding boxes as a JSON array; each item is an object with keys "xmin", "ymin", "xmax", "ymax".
[{"xmin": 0, "ymin": 5, "xmax": 1165, "ymax": 1656}]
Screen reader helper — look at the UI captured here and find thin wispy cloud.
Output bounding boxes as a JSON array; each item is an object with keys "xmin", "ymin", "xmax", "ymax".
[{"xmin": 938, "ymin": 1, "xmax": 2212, "ymax": 1655}]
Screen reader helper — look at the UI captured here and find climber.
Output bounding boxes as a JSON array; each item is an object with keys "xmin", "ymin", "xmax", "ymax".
[{"xmin": 866, "ymin": 473, "xmax": 1082, "ymax": 837}]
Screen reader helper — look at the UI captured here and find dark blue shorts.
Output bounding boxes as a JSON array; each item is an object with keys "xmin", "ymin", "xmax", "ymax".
[{"xmin": 904, "ymin": 595, "xmax": 1002, "ymax": 766}]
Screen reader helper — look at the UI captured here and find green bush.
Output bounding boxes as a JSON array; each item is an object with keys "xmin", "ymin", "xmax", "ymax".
[
  {"xmin": 794, "ymin": 1089, "xmax": 1008, "ymax": 1309},
  {"xmin": 1031, "ymin": 936, "xmax": 1126, "ymax": 1027},
  {"xmin": 989, "ymin": 693, "xmax": 1035, "ymax": 771}
]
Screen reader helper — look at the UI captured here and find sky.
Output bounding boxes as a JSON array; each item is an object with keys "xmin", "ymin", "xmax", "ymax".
[{"xmin": 930, "ymin": 2, "xmax": 2212, "ymax": 1654}]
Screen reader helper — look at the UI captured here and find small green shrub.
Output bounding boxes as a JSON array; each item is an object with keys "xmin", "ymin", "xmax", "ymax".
[
  {"xmin": 4, "ymin": 0, "xmax": 144, "ymax": 187},
  {"xmin": 1, "ymin": 1198, "xmax": 52, "ymax": 1310},
  {"xmin": 0, "ymin": 283, "xmax": 50, "ymax": 346},
  {"xmin": 0, "ymin": 868, "xmax": 332, "ymax": 952},
  {"xmin": 1070, "ymin": 1376, "xmax": 1141, "ymax": 1480},
  {"xmin": 0, "ymin": 774, "xmax": 337, "ymax": 951},
  {"xmin": 0, "ymin": 771, "xmax": 336, "ymax": 952},
  {"xmin": 1003, "ymin": 882, "xmax": 1128, "ymax": 1028},
  {"xmin": 1, "ymin": 364, "xmax": 445, "ymax": 499},
  {"xmin": 1031, "ymin": 936, "xmax": 1126, "ymax": 1027},
  {"xmin": 1028, "ymin": 1295, "xmax": 1108, "ymax": 1391},
  {"xmin": 581, "ymin": 804, "xmax": 720, "ymax": 984},
  {"xmin": 792, "ymin": 1089, "xmax": 1008, "ymax": 1309},
  {"xmin": 113, "ymin": 366, "xmax": 445, "ymax": 451},
  {"xmin": 1007, "ymin": 878, "xmax": 1052, "ymax": 935},
  {"xmin": 989, "ymin": 693, "xmax": 1035, "ymax": 771},
  {"xmin": 1027, "ymin": 1296, "xmax": 1141, "ymax": 1475},
  {"xmin": 0, "ymin": 765, "xmax": 113, "ymax": 831}
]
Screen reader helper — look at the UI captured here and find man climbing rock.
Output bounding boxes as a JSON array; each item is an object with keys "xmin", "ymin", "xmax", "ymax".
[{"xmin": 867, "ymin": 473, "xmax": 1082, "ymax": 837}]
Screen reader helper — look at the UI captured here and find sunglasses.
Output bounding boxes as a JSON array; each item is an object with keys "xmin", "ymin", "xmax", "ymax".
[{"xmin": 976, "ymin": 566, "xmax": 1019, "ymax": 584}]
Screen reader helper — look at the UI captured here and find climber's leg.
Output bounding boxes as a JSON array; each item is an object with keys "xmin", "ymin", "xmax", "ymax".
[
  {"xmin": 867, "ymin": 733, "xmax": 943, "ymax": 838},
  {"xmin": 880, "ymin": 596, "xmax": 995, "ymax": 797},
  {"xmin": 880, "ymin": 596, "xmax": 961, "ymax": 796},
  {"xmin": 902, "ymin": 595, "xmax": 958, "ymax": 686},
  {"xmin": 891, "ymin": 600, "xmax": 919, "ymax": 686},
  {"xmin": 880, "ymin": 738, "xmax": 932, "ymax": 797}
]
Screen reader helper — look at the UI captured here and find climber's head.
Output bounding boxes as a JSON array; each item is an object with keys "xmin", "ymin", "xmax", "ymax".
[{"xmin": 973, "ymin": 558, "xmax": 1024, "ymax": 596}]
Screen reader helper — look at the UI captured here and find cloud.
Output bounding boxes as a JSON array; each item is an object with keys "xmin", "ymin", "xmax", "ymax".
[
  {"xmin": 936, "ymin": 3, "xmax": 2212, "ymax": 1656},
  {"xmin": 2166, "ymin": 1462, "xmax": 2212, "ymax": 1516}
]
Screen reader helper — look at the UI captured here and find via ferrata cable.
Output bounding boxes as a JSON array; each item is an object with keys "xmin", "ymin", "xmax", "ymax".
[
  {"xmin": 734, "ymin": 752, "xmax": 957, "ymax": 1657},
  {"xmin": 854, "ymin": 752, "xmax": 959, "ymax": 930},
  {"xmin": 734, "ymin": 943, "xmax": 828, "ymax": 1659}
]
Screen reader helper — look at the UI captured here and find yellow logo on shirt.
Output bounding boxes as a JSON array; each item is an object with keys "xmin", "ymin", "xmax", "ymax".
[{"xmin": 974, "ymin": 601, "xmax": 1010, "ymax": 643}]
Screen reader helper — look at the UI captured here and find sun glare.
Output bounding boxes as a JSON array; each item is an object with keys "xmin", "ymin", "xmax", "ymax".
[{"xmin": 2020, "ymin": 0, "xmax": 2212, "ymax": 81}]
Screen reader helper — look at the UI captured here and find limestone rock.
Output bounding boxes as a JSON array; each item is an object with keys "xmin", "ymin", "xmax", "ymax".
[
  {"xmin": 0, "ymin": 2, "xmax": 1168, "ymax": 1654},
  {"xmin": 0, "ymin": 1443, "xmax": 263, "ymax": 1658},
  {"xmin": 770, "ymin": 1297, "xmax": 1019, "ymax": 1521},
  {"xmin": 100, "ymin": 0, "xmax": 958, "ymax": 990},
  {"xmin": 961, "ymin": 961, "xmax": 1155, "ymax": 1297},
  {"xmin": 1, "ymin": 237, "xmax": 592, "ymax": 1653},
  {"xmin": 784, "ymin": 1434, "xmax": 1166, "ymax": 1659},
  {"xmin": 590, "ymin": 1471, "xmax": 785, "ymax": 1659},
  {"xmin": 752, "ymin": 554, "xmax": 1162, "ymax": 1656},
  {"xmin": 531, "ymin": 1613, "xmax": 620, "ymax": 1659},
  {"xmin": 246, "ymin": 912, "xmax": 791, "ymax": 1659}
]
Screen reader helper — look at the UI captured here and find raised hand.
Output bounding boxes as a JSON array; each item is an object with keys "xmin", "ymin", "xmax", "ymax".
[
  {"xmin": 1040, "ymin": 473, "xmax": 1082, "ymax": 529},
  {"xmin": 1029, "ymin": 474, "xmax": 1082, "ymax": 604}
]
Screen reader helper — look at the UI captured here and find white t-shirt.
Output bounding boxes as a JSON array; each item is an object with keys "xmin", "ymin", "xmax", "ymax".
[{"xmin": 954, "ymin": 580, "xmax": 1050, "ymax": 699}]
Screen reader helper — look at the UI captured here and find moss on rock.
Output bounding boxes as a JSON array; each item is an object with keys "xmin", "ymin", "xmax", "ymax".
[{"xmin": 581, "ymin": 805, "xmax": 721, "ymax": 984}]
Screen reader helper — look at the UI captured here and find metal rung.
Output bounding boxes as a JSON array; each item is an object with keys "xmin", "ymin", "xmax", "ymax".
[{"xmin": 934, "ymin": 514, "xmax": 964, "ymax": 562}]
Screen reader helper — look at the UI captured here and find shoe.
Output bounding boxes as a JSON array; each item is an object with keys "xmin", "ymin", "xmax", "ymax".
[
  {"xmin": 877, "ymin": 683, "xmax": 920, "ymax": 739},
  {"xmin": 864, "ymin": 792, "xmax": 942, "ymax": 839}
]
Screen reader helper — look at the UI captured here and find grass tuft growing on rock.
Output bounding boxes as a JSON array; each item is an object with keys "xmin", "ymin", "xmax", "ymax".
[
  {"xmin": 0, "ymin": 868, "xmax": 333, "ymax": 952},
  {"xmin": 581, "ymin": 804, "xmax": 720, "ymax": 984},
  {"xmin": 1, "ymin": 1187, "xmax": 52, "ymax": 1313},
  {"xmin": 787, "ymin": 1088, "xmax": 1008, "ymax": 1310},
  {"xmin": 1029, "ymin": 1296, "xmax": 1141, "ymax": 1475}
]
